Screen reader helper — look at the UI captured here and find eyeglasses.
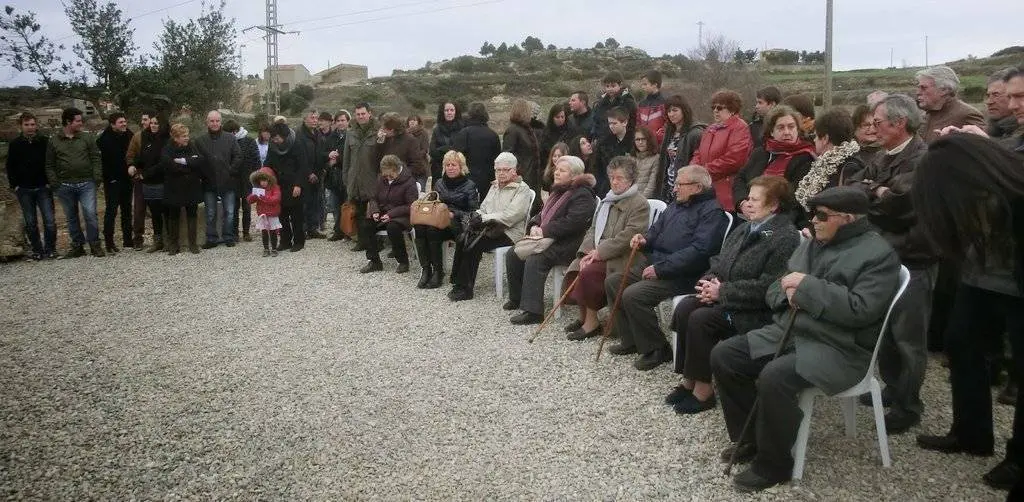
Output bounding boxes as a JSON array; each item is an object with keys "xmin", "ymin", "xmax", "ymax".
[
  {"xmin": 675, "ymin": 181, "xmax": 699, "ymax": 187},
  {"xmin": 812, "ymin": 210, "xmax": 841, "ymax": 221},
  {"xmin": 494, "ymin": 167, "xmax": 514, "ymax": 173},
  {"xmin": 711, "ymin": 105, "xmax": 727, "ymax": 112}
]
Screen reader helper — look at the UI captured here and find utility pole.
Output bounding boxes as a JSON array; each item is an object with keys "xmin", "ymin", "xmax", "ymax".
[
  {"xmin": 925, "ymin": 35, "xmax": 929, "ymax": 66},
  {"xmin": 823, "ymin": 0, "xmax": 833, "ymax": 107},
  {"xmin": 697, "ymin": 21, "xmax": 704, "ymax": 46},
  {"xmin": 242, "ymin": 0, "xmax": 297, "ymax": 116},
  {"xmin": 890, "ymin": 47, "xmax": 894, "ymax": 69},
  {"xmin": 237, "ymin": 44, "xmax": 246, "ymax": 79}
]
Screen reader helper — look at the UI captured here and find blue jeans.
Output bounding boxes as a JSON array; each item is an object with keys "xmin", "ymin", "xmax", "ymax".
[
  {"xmin": 15, "ymin": 186, "xmax": 57, "ymax": 255},
  {"xmin": 55, "ymin": 181, "xmax": 99, "ymax": 246},
  {"xmin": 204, "ymin": 190, "xmax": 237, "ymax": 244}
]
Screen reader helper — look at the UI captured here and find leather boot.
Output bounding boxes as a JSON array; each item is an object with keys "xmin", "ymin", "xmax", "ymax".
[
  {"xmin": 426, "ymin": 240, "xmax": 444, "ymax": 289},
  {"xmin": 165, "ymin": 213, "xmax": 181, "ymax": 255},
  {"xmin": 415, "ymin": 238, "xmax": 431, "ymax": 288},
  {"xmin": 146, "ymin": 234, "xmax": 164, "ymax": 253},
  {"xmin": 89, "ymin": 241, "xmax": 106, "ymax": 257},
  {"xmin": 186, "ymin": 216, "xmax": 200, "ymax": 254}
]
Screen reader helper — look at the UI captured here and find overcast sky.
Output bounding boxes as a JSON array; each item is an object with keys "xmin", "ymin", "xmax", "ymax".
[{"xmin": 2, "ymin": 0, "xmax": 1022, "ymax": 86}]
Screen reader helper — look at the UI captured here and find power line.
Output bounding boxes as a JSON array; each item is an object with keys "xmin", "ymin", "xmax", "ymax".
[
  {"xmin": 296, "ymin": 0, "xmax": 505, "ymax": 34},
  {"xmin": 52, "ymin": 0, "xmax": 201, "ymax": 42},
  {"xmin": 278, "ymin": 0, "xmax": 440, "ymax": 28}
]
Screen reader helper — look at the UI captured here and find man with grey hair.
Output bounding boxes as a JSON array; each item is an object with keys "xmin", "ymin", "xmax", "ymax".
[
  {"xmin": 915, "ymin": 65, "xmax": 985, "ymax": 142},
  {"xmin": 606, "ymin": 164, "xmax": 728, "ymax": 371},
  {"xmin": 986, "ymin": 68, "xmax": 1021, "ymax": 140},
  {"xmin": 849, "ymin": 93, "xmax": 935, "ymax": 434},
  {"xmin": 193, "ymin": 110, "xmax": 242, "ymax": 248}
]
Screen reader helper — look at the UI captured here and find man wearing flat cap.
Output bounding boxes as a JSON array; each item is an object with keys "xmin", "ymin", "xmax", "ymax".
[{"xmin": 710, "ymin": 186, "xmax": 902, "ymax": 492}]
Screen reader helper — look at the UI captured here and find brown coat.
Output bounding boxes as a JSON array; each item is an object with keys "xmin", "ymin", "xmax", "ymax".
[
  {"xmin": 921, "ymin": 98, "xmax": 985, "ymax": 143},
  {"xmin": 374, "ymin": 132, "xmax": 427, "ymax": 178},
  {"xmin": 568, "ymin": 189, "xmax": 649, "ymax": 276}
]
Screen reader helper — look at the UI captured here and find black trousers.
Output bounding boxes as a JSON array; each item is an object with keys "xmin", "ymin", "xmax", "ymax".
[
  {"xmin": 144, "ymin": 199, "xmax": 166, "ymax": 238},
  {"xmin": 359, "ymin": 219, "xmax": 409, "ymax": 263},
  {"xmin": 671, "ymin": 296, "xmax": 736, "ymax": 380},
  {"xmin": 103, "ymin": 179, "xmax": 133, "ymax": 246},
  {"xmin": 164, "ymin": 204, "xmax": 197, "ymax": 250},
  {"xmin": 279, "ymin": 203, "xmax": 305, "ymax": 249},
  {"xmin": 711, "ymin": 335, "xmax": 813, "ymax": 481},
  {"xmin": 946, "ymin": 284, "xmax": 1024, "ymax": 462},
  {"xmin": 453, "ymin": 234, "xmax": 513, "ymax": 291}
]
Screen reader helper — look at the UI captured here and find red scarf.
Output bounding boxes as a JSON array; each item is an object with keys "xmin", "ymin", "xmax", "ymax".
[{"xmin": 764, "ymin": 138, "xmax": 816, "ymax": 177}]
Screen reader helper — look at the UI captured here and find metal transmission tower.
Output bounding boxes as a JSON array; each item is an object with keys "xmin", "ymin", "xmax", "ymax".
[{"xmin": 242, "ymin": 0, "xmax": 296, "ymax": 115}]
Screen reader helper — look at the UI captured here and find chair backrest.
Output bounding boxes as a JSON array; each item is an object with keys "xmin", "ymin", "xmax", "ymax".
[
  {"xmin": 865, "ymin": 265, "xmax": 912, "ymax": 377},
  {"xmin": 647, "ymin": 199, "xmax": 667, "ymax": 229},
  {"xmin": 721, "ymin": 211, "xmax": 734, "ymax": 248}
]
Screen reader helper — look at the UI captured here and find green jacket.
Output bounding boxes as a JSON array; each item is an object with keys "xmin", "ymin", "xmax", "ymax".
[
  {"xmin": 45, "ymin": 131, "xmax": 102, "ymax": 184},
  {"xmin": 746, "ymin": 217, "xmax": 901, "ymax": 395},
  {"xmin": 342, "ymin": 118, "xmax": 379, "ymax": 202}
]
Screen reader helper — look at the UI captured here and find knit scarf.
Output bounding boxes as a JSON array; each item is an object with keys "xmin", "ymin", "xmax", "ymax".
[
  {"xmin": 795, "ymin": 140, "xmax": 861, "ymax": 210},
  {"xmin": 540, "ymin": 181, "xmax": 573, "ymax": 228},
  {"xmin": 594, "ymin": 184, "xmax": 639, "ymax": 246},
  {"xmin": 443, "ymin": 174, "xmax": 469, "ymax": 190},
  {"xmin": 763, "ymin": 138, "xmax": 816, "ymax": 176}
]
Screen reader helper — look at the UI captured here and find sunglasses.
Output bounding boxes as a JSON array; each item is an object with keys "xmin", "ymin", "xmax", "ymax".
[
  {"xmin": 812, "ymin": 210, "xmax": 841, "ymax": 222},
  {"xmin": 712, "ymin": 105, "xmax": 727, "ymax": 112}
]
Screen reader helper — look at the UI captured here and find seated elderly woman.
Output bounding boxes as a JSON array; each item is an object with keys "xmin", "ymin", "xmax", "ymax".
[
  {"xmin": 447, "ymin": 152, "xmax": 532, "ymax": 302},
  {"xmin": 414, "ymin": 150, "xmax": 479, "ymax": 289},
  {"xmin": 358, "ymin": 154, "xmax": 419, "ymax": 274},
  {"xmin": 562, "ymin": 155, "xmax": 650, "ymax": 340},
  {"xmin": 665, "ymin": 175, "xmax": 800, "ymax": 414},
  {"xmin": 505, "ymin": 155, "xmax": 597, "ymax": 325}
]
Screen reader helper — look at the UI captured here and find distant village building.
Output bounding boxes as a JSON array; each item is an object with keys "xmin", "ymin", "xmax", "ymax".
[
  {"xmin": 265, "ymin": 64, "xmax": 311, "ymax": 93},
  {"xmin": 311, "ymin": 63, "xmax": 368, "ymax": 86}
]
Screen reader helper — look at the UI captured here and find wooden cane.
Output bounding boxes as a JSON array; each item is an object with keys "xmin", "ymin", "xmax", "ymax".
[
  {"xmin": 595, "ymin": 245, "xmax": 641, "ymax": 362},
  {"xmin": 527, "ymin": 273, "xmax": 583, "ymax": 343},
  {"xmin": 723, "ymin": 307, "xmax": 799, "ymax": 476}
]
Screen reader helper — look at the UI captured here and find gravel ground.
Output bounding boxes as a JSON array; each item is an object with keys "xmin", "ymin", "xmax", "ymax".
[{"xmin": 0, "ymin": 238, "xmax": 1012, "ymax": 501}]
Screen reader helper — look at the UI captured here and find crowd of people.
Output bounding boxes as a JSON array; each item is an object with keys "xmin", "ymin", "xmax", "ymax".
[{"xmin": 6, "ymin": 65, "xmax": 1024, "ymax": 495}]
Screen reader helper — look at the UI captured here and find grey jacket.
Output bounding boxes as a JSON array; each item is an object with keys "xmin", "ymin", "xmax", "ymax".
[
  {"xmin": 193, "ymin": 131, "xmax": 241, "ymax": 193},
  {"xmin": 746, "ymin": 217, "xmax": 901, "ymax": 395}
]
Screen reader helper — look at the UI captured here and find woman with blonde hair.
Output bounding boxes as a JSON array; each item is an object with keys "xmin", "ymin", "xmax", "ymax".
[
  {"xmin": 504, "ymin": 98, "xmax": 542, "ymax": 213},
  {"xmin": 160, "ymin": 123, "xmax": 206, "ymax": 255},
  {"xmin": 414, "ymin": 150, "xmax": 480, "ymax": 289}
]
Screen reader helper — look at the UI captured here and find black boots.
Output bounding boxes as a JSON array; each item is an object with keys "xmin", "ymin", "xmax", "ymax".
[
  {"xmin": 415, "ymin": 238, "xmax": 431, "ymax": 288},
  {"xmin": 89, "ymin": 241, "xmax": 106, "ymax": 257},
  {"xmin": 426, "ymin": 240, "xmax": 444, "ymax": 289},
  {"xmin": 146, "ymin": 234, "xmax": 164, "ymax": 253},
  {"xmin": 186, "ymin": 217, "xmax": 200, "ymax": 254}
]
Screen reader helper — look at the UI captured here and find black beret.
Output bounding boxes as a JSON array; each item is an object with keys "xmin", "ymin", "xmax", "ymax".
[{"xmin": 807, "ymin": 186, "xmax": 870, "ymax": 215}]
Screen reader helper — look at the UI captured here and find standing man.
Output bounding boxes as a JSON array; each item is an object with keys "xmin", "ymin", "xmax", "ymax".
[
  {"xmin": 223, "ymin": 119, "xmax": 260, "ymax": 241},
  {"xmin": 266, "ymin": 122, "xmax": 309, "ymax": 252},
  {"xmin": 343, "ymin": 103, "xmax": 378, "ymax": 254},
  {"xmin": 97, "ymin": 112, "xmax": 134, "ymax": 253},
  {"xmin": 568, "ymin": 91, "xmax": 595, "ymax": 137},
  {"xmin": 325, "ymin": 110, "xmax": 349, "ymax": 241},
  {"xmin": 590, "ymin": 71, "xmax": 637, "ymax": 145},
  {"xmin": 194, "ymin": 110, "xmax": 241, "ymax": 248},
  {"xmin": 636, "ymin": 70, "xmax": 666, "ymax": 143},
  {"xmin": 125, "ymin": 110, "xmax": 154, "ymax": 250},
  {"xmin": 749, "ymin": 86, "xmax": 781, "ymax": 149},
  {"xmin": 592, "ymin": 107, "xmax": 632, "ymax": 194},
  {"xmin": 986, "ymin": 68, "xmax": 1021, "ymax": 140},
  {"xmin": 46, "ymin": 107, "xmax": 104, "ymax": 258},
  {"xmin": 5, "ymin": 112, "xmax": 56, "ymax": 260},
  {"xmin": 298, "ymin": 110, "xmax": 325, "ymax": 239},
  {"xmin": 915, "ymin": 65, "xmax": 985, "ymax": 143}
]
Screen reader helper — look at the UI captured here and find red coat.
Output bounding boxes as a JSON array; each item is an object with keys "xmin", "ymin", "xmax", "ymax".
[
  {"xmin": 689, "ymin": 114, "xmax": 752, "ymax": 210},
  {"xmin": 247, "ymin": 167, "xmax": 282, "ymax": 217}
]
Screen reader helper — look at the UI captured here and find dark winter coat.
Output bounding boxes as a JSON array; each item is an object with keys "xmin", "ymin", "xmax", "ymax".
[
  {"xmin": 409, "ymin": 127, "xmax": 430, "ymax": 167},
  {"xmin": 435, "ymin": 175, "xmax": 480, "ymax": 224},
  {"xmin": 705, "ymin": 214, "xmax": 800, "ymax": 335},
  {"xmin": 503, "ymin": 121, "xmax": 542, "ymax": 195},
  {"xmin": 644, "ymin": 188, "xmax": 728, "ymax": 287},
  {"xmin": 429, "ymin": 119, "xmax": 464, "ymax": 179},
  {"xmin": 296, "ymin": 124, "xmax": 320, "ymax": 181},
  {"xmin": 592, "ymin": 133, "xmax": 631, "ymax": 195},
  {"xmin": 265, "ymin": 129, "xmax": 310, "ymax": 207},
  {"xmin": 193, "ymin": 130, "xmax": 241, "ymax": 193},
  {"xmin": 525, "ymin": 173, "xmax": 597, "ymax": 265},
  {"xmin": 136, "ymin": 130, "xmax": 170, "ymax": 185},
  {"xmin": 344, "ymin": 118, "xmax": 379, "ymax": 202},
  {"xmin": 539, "ymin": 121, "xmax": 581, "ymax": 163},
  {"xmin": 368, "ymin": 167, "xmax": 418, "ymax": 227},
  {"xmin": 5, "ymin": 133, "xmax": 49, "ymax": 189},
  {"xmin": 452, "ymin": 118, "xmax": 501, "ymax": 200},
  {"xmin": 96, "ymin": 126, "xmax": 133, "ymax": 183},
  {"xmin": 319, "ymin": 130, "xmax": 346, "ymax": 192},
  {"xmin": 375, "ymin": 132, "xmax": 426, "ymax": 179},
  {"xmin": 732, "ymin": 147, "xmax": 815, "ymax": 213},
  {"xmin": 656, "ymin": 123, "xmax": 705, "ymax": 202},
  {"xmin": 748, "ymin": 114, "xmax": 765, "ymax": 149},
  {"xmin": 247, "ymin": 167, "xmax": 282, "ymax": 217},
  {"xmin": 747, "ymin": 217, "xmax": 901, "ymax": 395},
  {"xmin": 570, "ymin": 108, "xmax": 595, "ymax": 138},
  {"xmin": 236, "ymin": 133, "xmax": 260, "ymax": 194},
  {"xmin": 591, "ymin": 88, "xmax": 638, "ymax": 144},
  {"xmin": 160, "ymin": 140, "xmax": 205, "ymax": 207}
]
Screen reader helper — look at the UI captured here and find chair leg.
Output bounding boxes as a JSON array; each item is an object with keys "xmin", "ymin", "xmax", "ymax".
[
  {"xmin": 494, "ymin": 248, "xmax": 506, "ymax": 299},
  {"xmin": 791, "ymin": 391, "xmax": 816, "ymax": 481},
  {"xmin": 842, "ymin": 397, "xmax": 857, "ymax": 438},
  {"xmin": 870, "ymin": 379, "xmax": 893, "ymax": 467}
]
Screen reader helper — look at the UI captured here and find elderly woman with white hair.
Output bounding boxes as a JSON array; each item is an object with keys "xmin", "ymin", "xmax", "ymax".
[
  {"xmin": 505, "ymin": 155, "xmax": 597, "ymax": 325},
  {"xmin": 915, "ymin": 65, "xmax": 985, "ymax": 143},
  {"xmin": 447, "ymin": 152, "xmax": 533, "ymax": 302}
]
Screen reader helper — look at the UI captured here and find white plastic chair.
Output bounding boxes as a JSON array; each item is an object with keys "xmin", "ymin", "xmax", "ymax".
[
  {"xmin": 646, "ymin": 199, "xmax": 667, "ymax": 229},
  {"xmin": 790, "ymin": 265, "xmax": 911, "ymax": 482},
  {"xmin": 377, "ymin": 182, "xmax": 421, "ymax": 261},
  {"xmin": 492, "ymin": 189, "xmax": 537, "ymax": 298}
]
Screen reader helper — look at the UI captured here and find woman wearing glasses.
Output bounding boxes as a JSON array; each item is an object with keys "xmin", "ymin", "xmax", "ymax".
[{"xmin": 689, "ymin": 90, "xmax": 754, "ymax": 212}]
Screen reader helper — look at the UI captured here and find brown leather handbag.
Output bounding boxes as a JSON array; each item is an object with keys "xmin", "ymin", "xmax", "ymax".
[
  {"xmin": 410, "ymin": 191, "xmax": 451, "ymax": 229},
  {"xmin": 340, "ymin": 201, "xmax": 358, "ymax": 237}
]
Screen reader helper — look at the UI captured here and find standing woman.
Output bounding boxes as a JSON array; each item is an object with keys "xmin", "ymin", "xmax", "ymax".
[
  {"xmin": 851, "ymin": 105, "xmax": 882, "ymax": 167},
  {"xmin": 568, "ymin": 135, "xmax": 596, "ymax": 176},
  {"xmin": 690, "ymin": 90, "xmax": 753, "ymax": 212},
  {"xmin": 452, "ymin": 102, "xmax": 501, "ymax": 200},
  {"xmin": 160, "ymin": 123, "xmax": 205, "ymax": 255},
  {"xmin": 732, "ymin": 105, "xmax": 816, "ymax": 214},
  {"xmin": 133, "ymin": 115, "xmax": 171, "ymax": 252},
  {"xmin": 540, "ymin": 103, "xmax": 578, "ymax": 163},
  {"xmin": 632, "ymin": 126, "xmax": 660, "ymax": 198},
  {"xmin": 657, "ymin": 95, "xmax": 705, "ymax": 203},
  {"xmin": 912, "ymin": 133, "xmax": 1024, "ymax": 493},
  {"xmin": 407, "ymin": 115, "xmax": 430, "ymax": 169},
  {"xmin": 504, "ymin": 98, "xmax": 542, "ymax": 214},
  {"xmin": 541, "ymin": 141, "xmax": 569, "ymax": 194},
  {"xmin": 257, "ymin": 124, "xmax": 271, "ymax": 166},
  {"xmin": 429, "ymin": 101, "xmax": 464, "ymax": 181},
  {"xmin": 794, "ymin": 108, "xmax": 864, "ymax": 210},
  {"xmin": 413, "ymin": 150, "xmax": 479, "ymax": 289}
]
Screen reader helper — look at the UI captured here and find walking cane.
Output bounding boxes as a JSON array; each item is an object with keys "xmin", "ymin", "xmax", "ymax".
[
  {"xmin": 595, "ymin": 245, "xmax": 641, "ymax": 362},
  {"xmin": 527, "ymin": 273, "xmax": 583, "ymax": 343},
  {"xmin": 723, "ymin": 307, "xmax": 800, "ymax": 476}
]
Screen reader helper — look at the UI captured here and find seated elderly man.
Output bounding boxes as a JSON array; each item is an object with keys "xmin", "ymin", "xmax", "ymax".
[
  {"xmin": 448, "ymin": 152, "xmax": 533, "ymax": 301},
  {"xmin": 605, "ymin": 165, "xmax": 728, "ymax": 371},
  {"xmin": 710, "ymin": 186, "xmax": 901, "ymax": 492}
]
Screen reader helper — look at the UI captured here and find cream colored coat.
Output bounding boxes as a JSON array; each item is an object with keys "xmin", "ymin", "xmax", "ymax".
[{"xmin": 478, "ymin": 176, "xmax": 533, "ymax": 243}]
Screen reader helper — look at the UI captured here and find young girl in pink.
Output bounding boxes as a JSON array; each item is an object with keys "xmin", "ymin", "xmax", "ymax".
[{"xmin": 247, "ymin": 167, "xmax": 283, "ymax": 256}]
